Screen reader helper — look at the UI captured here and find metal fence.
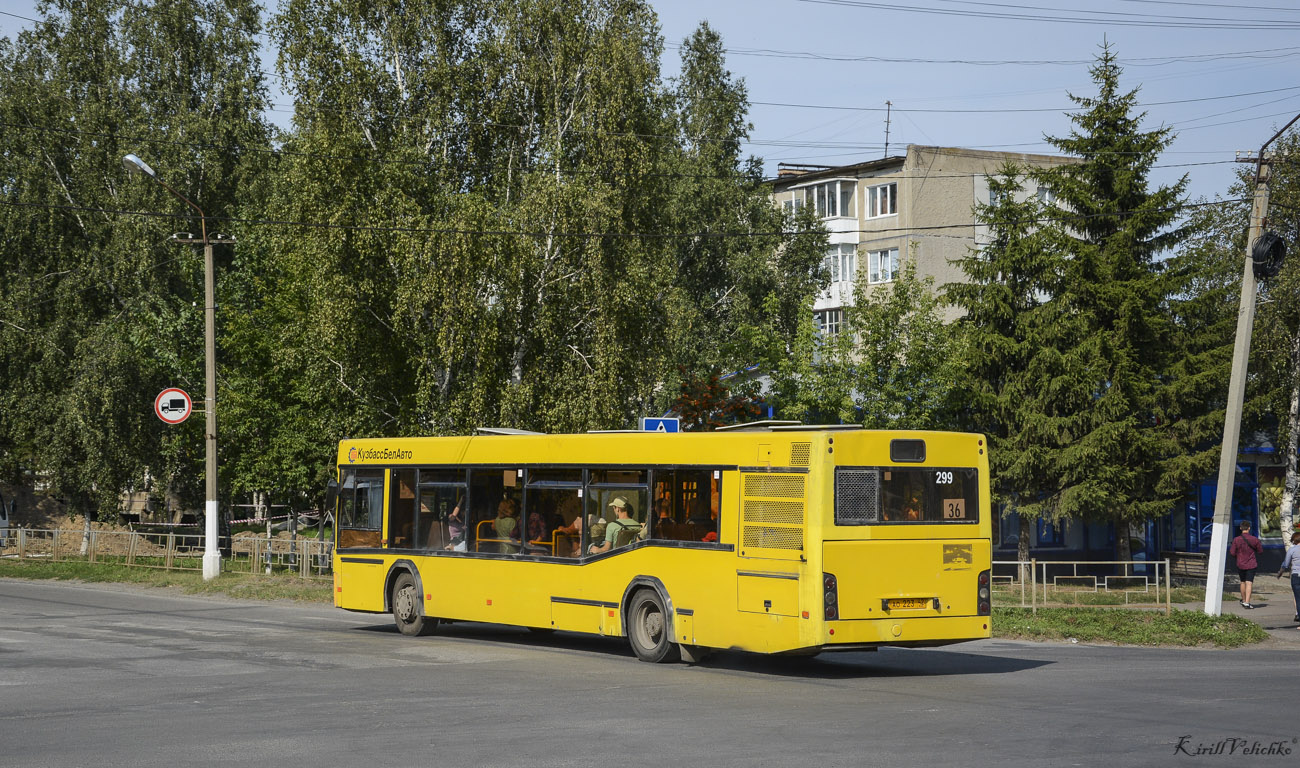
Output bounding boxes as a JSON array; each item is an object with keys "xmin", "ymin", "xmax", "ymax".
[
  {"xmin": 993, "ymin": 558, "xmax": 1173, "ymax": 614},
  {"xmin": 0, "ymin": 528, "xmax": 332, "ymax": 579},
  {"xmin": 1, "ymin": 532, "xmax": 1174, "ymax": 604}
]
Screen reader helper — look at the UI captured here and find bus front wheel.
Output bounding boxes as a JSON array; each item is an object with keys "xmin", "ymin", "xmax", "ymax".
[
  {"xmin": 392, "ymin": 572, "xmax": 436, "ymax": 637},
  {"xmin": 627, "ymin": 589, "xmax": 680, "ymax": 664}
]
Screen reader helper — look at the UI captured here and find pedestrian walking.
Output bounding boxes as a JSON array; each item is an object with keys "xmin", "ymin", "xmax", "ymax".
[
  {"xmin": 1229, "ymin": 521, "xmax": 1262, "ymax": 609},
  {"xmin": 1276, "ymin": 531, "xmax": 1300, "ymax": 626}
]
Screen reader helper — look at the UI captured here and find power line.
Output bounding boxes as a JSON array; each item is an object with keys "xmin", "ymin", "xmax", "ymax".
[
  {"xmin": 0, "ymin": 196, "xmax": 1249, "ymax": 240},
  {"xmin": 667, "ymin": 41, "xmax": 1300, "ymax": 68},
  {"xmin": 799, "ymin": 0, "xmax": 1300, "ymax": 30},
  {"xmin": 0, "ymin": 10, "xmax": 40, "ymax": 24},
  {"xmin": 0, "ymin": 117, "xmax": 1242, "ymax": 181},
  {"xmin": 1118, "ymin": 0, "xmax": 1300, "ymax": 13},
  {"xmin": 749, "ymin": 84, "xmax": 1300, "ymax": 114},
  {"xmin": 6, "ymin": 64, "xmax": 1297, "ymax": 152}
]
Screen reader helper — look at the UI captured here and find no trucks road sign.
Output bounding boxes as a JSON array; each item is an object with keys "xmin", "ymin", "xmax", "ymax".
[{"xmin": 155, "ymin": 388, "xmax": 193, "ymax": 425}]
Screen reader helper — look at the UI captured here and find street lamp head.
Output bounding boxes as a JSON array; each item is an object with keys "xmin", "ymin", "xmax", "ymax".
[{"xmin": 122, "ymin": 154, "xmax": 156, "ymax": 178}]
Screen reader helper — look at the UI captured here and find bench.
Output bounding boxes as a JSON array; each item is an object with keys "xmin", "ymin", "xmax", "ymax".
[{"xmin": 1161, "ymin": 551, "xmax": 1208, "ymax": 581}]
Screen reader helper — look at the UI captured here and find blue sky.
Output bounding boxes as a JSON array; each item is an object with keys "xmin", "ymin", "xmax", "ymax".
[{"xmin": 3, "ymin": 0, "xmax": 1298, "ymax": 202}]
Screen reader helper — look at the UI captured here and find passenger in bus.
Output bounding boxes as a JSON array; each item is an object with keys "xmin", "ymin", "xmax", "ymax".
[
  {"xmin": 686, "ymin": 498, "xmax": 710, "ymax": 526},
  {"xmin": 588, "ymin": 497, "xmax": 640, "ymax": 554},
  {"xmin": 526, "ymin": 509, "xmax": 546, "ymax": 542},
  {"xmin": 656, "ymin": 502, "xmax": 672, "ymax": 526},
  {"xmin": 587, "ymin": 513, "xmax": 606, "ymax": 545},
  {"xmin": 902, "ymin": 490, "xmax": 922, "ymax": 521},
  {"xmin": 493, "ymin": 498, "xmax": 520, "ymax": 553},
  {"xmin": 442, "ymin": 499, "xmax": 467, "ymax": 551},
  {"xmin": 554, "ymin": 512, "xmax": 592, "ymax": 558},
  {"xmin": 700, "ymin": 505, "xmax": 719, "ymax": 542}
]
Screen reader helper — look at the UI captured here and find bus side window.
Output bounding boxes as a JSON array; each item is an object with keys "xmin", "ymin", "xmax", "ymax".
[
  {"xmin": 585, "ymin": 487, "xmax": 647, "ymax": 553},
  {"xmin": 470, "ymin": 468, "xmax": 521, "ymax": 554},
  {"xmin": 338, "ymin": 468, "xmax": 383, "ymax": 549},
  {"xmin": 388, "ymin": 469, "xmax": 416, "ymax": 548},
  {"xmin": 651, "ymin": 469, "xmax": 718, "ymax": 543}
]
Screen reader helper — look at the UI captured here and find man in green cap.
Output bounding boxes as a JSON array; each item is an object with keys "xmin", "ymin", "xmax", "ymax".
[{"xmin": 588, "ymin": 496, "xmax": 640, "ymax": 555}]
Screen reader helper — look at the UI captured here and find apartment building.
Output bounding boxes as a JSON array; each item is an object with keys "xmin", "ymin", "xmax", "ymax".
[{"xmin": 769, "ymin": 145, "xmax": 1074, "ymax": 328}]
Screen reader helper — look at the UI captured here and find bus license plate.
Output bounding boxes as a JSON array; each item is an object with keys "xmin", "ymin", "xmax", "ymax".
[{"xmin": 888, "ymin": 598, "xmax": 930, "ymax": 610}]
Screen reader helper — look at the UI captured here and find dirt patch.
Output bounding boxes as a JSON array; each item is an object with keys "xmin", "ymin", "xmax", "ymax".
[{"xmin": 0, "ymin": 483, "xmax": 69, "ymax": 528}]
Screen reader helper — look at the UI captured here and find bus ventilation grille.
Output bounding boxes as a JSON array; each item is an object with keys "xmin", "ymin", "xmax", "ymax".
[
  {"xmin": 742, "ymin": 526, "xmax": 803, "ymax": 550},
  {"xmin": 741, "ymin": 473, "xmax": 805, "ymax": 553},
  {"xmin": 835, "ymin": 468, "xmax": 879, "ymax": 524},
  {"xmin": 742, "ymin": 499, "xmax": 803, "ymax": 525},
  {"xmin": 790, "ymin": 442, "xmax": 811, "ymax": 467},
  {"xmin": 744, "ymin": 474, "xmax": 805, "ymax": 499}
]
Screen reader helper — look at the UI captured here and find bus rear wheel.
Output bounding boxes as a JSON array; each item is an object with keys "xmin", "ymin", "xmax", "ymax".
[
  {"xmin": 392, "ymin": 572, "xmax": 436, "ymax": 637},
  {"xmin": 627, "ymin": 589, "xmax": 680, "ymax": 663}
]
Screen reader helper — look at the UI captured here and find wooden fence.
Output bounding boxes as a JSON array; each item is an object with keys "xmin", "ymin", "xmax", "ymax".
[{"xmin": 0, "ymin": 528, "xmax": 332, "ymax": 579}]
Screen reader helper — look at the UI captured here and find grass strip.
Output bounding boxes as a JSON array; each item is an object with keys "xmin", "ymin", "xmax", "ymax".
[
  {"xmin": 0, "ymin": 558, "xmax": 332, "ymax": 603},
  {"xmin": 991, "ymin": 585, "xmax": 1233, "ymax": 607},
  {"xmin": 993, "ymin": 606, "xmax": 1269, "ymax": 648}
]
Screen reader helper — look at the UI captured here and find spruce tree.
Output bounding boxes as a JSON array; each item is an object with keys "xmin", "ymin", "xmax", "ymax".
[
  {"xmin": 947, "ymin": 164, "xmax": 1068, "ymax": 564},
  {"xmin": 1040, "ymin": 44, "xmax": 1191, "ymax": 556}
]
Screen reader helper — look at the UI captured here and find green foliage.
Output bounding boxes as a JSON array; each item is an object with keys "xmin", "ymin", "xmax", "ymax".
[
  {"xmin": 948, "ymin": 163, "xmax": 1068, "ymax": 537},
  {"xmin": 1249, "ymin": 131, "xmax": 1300, "ymax": 457},
  {"xmin": 0, "ymin": 2, "xmax": 821, "ymax": 515},
  {"xmin": 1040, "ymin": 44, "xmax": 1191, "ymax": 528},
  {"xmin": 950, "ymin": 44, "xmax": 1195, "ymax": 548},
  {"xmin": 848, "ymin": 258, "xmax": 963, "ymax": 429},
  {"xmin": 668, "ymin": 368, "xmax": 763, "ymax": 431},
  {"xmin": 0, "ymin": 0, "xmax": 271, "ymax": 518},
  {"xmin": 1179, "ymin": 128, "xmax": 1300, "ymax": 538}
]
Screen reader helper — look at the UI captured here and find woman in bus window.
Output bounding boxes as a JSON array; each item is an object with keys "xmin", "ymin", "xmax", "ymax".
[{"xmin": 493, "ymin": 498, "xmax": 520, "ymax": 551}]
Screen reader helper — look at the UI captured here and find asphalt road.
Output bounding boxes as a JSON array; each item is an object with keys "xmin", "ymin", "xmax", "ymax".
[{"xmin": 0, "ymin": 579, "xmax": 1296, "ymax": 768}]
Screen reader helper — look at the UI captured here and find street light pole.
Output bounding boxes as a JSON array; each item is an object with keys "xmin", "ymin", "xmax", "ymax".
[
  {"xmin": 123, "ymin": 154, "xmax": 224, "ymax": 580},
  {"xmin": 1203, "ymin": 113, "xmax": 1300, "ymax": 615},
  {"xmin": 1204, "ymin": 161, "xmax": 1268, "ymax": 616}
]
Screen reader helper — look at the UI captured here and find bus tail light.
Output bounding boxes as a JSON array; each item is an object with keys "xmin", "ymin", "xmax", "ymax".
[
  {"xmin": 977, "ymin": 570, "xmax": 991, "ymax": 615},
  {"xmin": 824, "ymin": 573, "xmax": 838, "ymax": 621}
]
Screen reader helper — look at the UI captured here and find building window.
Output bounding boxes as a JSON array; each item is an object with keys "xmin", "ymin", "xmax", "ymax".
[
  {"xmin": 865, "ymin": 182, "xmax": 897, "ymax": 218},
  {"xmin": 867, "ymin": 248, "xmax": 898, "ymax": 284},
  {"xmin": 799, "ymin": 180, "xmax": 855, "ymax": 219},
  {"xmin": 1036, "ymin": 185, "xmax": 1056, "ymax": 206},
  {"xmin": 823, "ymin": 243, "xmax": 857, "ymax": 284},
  {"xmin": 1036, "ymin": 518, "xmax": 1064, "ymax": 548},
  {"xmin": 815, "ymin": 308, "xmax": 843, "ymax": 336}
]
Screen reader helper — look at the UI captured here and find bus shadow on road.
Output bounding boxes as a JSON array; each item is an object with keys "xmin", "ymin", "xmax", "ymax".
[
  {"xmin": 355, "ymin": 621, "xmax": 1052, "ymax": 677},
  {"xmin": 356, "ymin": 620, "xmax": 651, "ymax": 660},
  {"xmin": 706, "ymin": 647, "xmax": 1053, "ymax": 679}
]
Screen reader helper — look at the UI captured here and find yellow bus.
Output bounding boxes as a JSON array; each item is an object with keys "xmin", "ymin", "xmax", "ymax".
[{"xmin": 328, "ymin": 423, "xmax": 991, "ymax": 663}]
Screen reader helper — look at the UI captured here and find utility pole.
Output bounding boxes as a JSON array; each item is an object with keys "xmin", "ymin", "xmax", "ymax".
[
  {"xmin": 1204, "ymin": 113, "xmax": 1299, "ymax": 615},
  {"xmin": 172, "ymin": 230, "xmax": 234, "ymax": 581},
  {"xmin": 123, "ymin": 153, "xmax": 233, "ymax": 582},
  {"xmin": 884, "ymin": 100, "xmax": 892, "ymax": 158}
]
